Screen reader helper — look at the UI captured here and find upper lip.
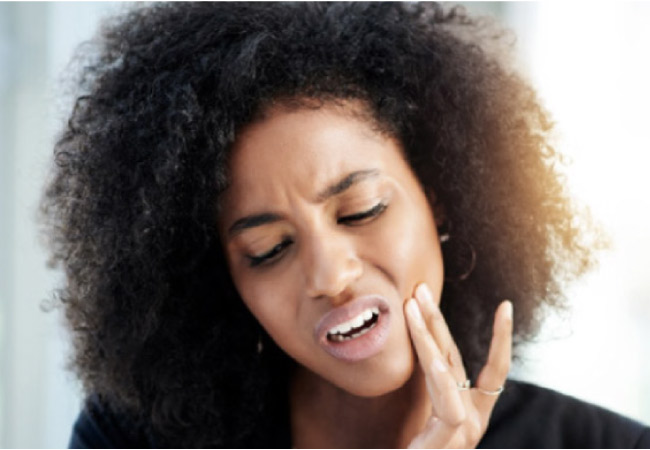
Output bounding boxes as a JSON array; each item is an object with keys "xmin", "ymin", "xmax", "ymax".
[{"xmin": 314, "ymin": 295, "xmax": 390, "ymax": 343}]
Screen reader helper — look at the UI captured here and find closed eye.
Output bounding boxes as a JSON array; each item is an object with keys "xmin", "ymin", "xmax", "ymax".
[
  {"xmin": 247, "ymin": 238, "xmax": 293, "ymax": 267},
  {"xmin": 338, "ymin": 202, "xmax": 388, "ymax": 225},
  {"xmin": 246, "ymin": 202, "xmax": 387, "ymax": 268}
]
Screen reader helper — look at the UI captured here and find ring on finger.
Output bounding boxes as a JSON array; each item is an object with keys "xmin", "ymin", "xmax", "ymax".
[
  {"xmin": 456, "ymin": 379, "xmax": 471, "ymax": 391},
  {"xmin": 476, "ymin": 385, "xmax": 504, "ymax": 396}
]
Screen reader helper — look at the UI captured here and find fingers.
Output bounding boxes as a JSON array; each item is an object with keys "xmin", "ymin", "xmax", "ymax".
[
  {"xmin": 407, "ymin": 283, "xmax": 474, "ymax": 447},
  {"xmin": 405, "ymin": 297, "xmax": 466, "ymax": 427},
  {"xmin": 472, "ymin": 300, "xmax": 513, "ymax": 415},
  {"xmin": 405, "ymin": 289, "xmax": 513, "ymax": 449},
  {"xmin": 408, "ymin": 415, "xmax": 458, "ymax": 449},
  {"xmin": 413, "ymin": 283, "xmax": 468, "ymax": 381}
]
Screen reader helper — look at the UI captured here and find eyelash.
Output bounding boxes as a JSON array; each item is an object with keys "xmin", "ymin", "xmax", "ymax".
[
  {"xmin": 337, "ymin": 201, "xmax": 387, "ymax": 225},
  {"xmin": 248, "ymin": 238, "xmax": 293, "ymax": 267},
  {"xmin": 246, "ymin": 202, "xmax": 388, "ymax": 268}
]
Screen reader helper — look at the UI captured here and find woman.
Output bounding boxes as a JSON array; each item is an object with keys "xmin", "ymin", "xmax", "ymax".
[{"xmin": 41, "ymin": 3, "xmax": 649, "ymax": 448}]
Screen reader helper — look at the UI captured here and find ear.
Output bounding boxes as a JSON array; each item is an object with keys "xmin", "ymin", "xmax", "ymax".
[{"xmin": 425, "ymin": 187, "xmax": 447, "ymax": 228}]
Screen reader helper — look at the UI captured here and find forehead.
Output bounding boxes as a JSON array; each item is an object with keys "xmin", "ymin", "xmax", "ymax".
[{"xmin": 220, "ymin": 102, "xmax": 405, "ymax": 212}]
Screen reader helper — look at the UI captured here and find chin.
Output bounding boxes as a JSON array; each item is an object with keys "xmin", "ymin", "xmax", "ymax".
[{"xmin": 337, "ymin": 348, "xmax": 416, "ymax": 398}]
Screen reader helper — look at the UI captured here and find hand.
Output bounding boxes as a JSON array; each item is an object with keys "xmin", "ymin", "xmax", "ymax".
[{"xmin": 404, "ymin": 283, "xmax": 513, "ymax": 448}]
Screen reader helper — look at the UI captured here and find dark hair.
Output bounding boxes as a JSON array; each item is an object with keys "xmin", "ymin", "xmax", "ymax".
[{"xmin": 41, "ymin": 2, "xmax": 598, "ymax": 447}]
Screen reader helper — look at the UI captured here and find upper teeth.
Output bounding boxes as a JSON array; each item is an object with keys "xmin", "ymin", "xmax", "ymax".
[{"xmin": 327, "ymin": 307, "xmax": 379, "ymax": 335}]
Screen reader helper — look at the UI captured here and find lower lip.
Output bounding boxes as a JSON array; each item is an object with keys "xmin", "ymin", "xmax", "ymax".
[{"xmin": 319, "ymin": 311, "xmax": 391, "ymax": 363}]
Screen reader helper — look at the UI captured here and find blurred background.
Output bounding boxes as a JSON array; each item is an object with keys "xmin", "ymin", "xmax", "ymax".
[{"xmin": 1, "ymin": 2, "xmax": 649, "ymax": 447}]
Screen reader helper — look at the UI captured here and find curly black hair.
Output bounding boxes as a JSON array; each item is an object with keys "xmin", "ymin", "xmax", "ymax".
[{"xmin": 41, "ymin": 2, "xmax": 598, "ymax": 447}]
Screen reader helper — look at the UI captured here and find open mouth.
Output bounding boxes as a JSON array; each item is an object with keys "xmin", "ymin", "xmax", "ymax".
[
  {"xmin": 326, "ymin": 307, "xmax": 380, "ymax": 342},
  {"xmin": 315, "ymin": 295, "xmax": 390, "ymax": 362}
]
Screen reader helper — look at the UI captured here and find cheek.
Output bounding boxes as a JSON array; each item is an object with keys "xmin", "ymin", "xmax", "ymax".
[
  {"xmin": 230, "ymin": 269, "xmax": 289, "ymax": 329},
  {"xmin": 230, "ymin": 268, "xmax": 307, "ymax": 354},
  {"xmin": 368, "ymin": 201, "xmax": 443, "ymax": 299}
]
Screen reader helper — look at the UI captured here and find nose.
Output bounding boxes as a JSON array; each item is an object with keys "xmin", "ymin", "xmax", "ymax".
[{"xmin": 303, "ymin": 231, "xmax": 363, "ymax": 301}]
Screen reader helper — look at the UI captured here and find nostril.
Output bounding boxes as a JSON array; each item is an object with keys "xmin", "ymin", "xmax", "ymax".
[
  {"xmin": 302, "ymin": 233, "xmax": 363, "ymax": 299},
  {"xmin": 306, "ymin": 261, "xmax": 363, "ymax": 300}
]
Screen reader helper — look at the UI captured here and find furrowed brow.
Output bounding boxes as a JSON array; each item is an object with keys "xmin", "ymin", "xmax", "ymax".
[
  {"xmin": 228, "ymin": 212, "xmax": 282, "ymax": 236},
  {"xmin": 227, "ymin": 169, "xmax": 380, "ymax": 237},
  {"xmin": 316, "ymin": 169, "xmax": 380, "ymax": 202}
]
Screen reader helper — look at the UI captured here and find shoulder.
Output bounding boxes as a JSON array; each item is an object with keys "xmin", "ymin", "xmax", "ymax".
[
  {"xmin": 69, "ymin": 394, "xmax": 154, "ymax": 449},
  {"xmin": 479, "ymin": 379, "xmax": 650, "ymax": 448}
]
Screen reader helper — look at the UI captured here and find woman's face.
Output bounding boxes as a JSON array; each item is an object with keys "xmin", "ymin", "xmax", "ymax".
[{"xmin": 218, "ymin": 101, "xmax": 444, "ymax": 397}]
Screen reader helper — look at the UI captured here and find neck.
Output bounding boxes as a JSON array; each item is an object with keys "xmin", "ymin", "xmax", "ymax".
[{"xmin": 290, "ymin": 366, "xmax": 431, "ymax": 448}]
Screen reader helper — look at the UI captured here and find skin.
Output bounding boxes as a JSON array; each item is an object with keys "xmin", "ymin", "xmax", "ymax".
[{"xmin": 218, "ymin": 100, "xmax": 512, "ymax": 448}]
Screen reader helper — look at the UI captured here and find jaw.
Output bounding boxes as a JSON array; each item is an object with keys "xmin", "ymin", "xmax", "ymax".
[{"xmin": 289, "ymin": 355, "xmax": 429, "ymax": 448}]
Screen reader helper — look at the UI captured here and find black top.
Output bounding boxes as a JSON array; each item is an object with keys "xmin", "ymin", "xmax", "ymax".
[
  {"xmin": 479, "ymin": 380, "xmax": 650, "ymax": 448},
  {"xmin": 70, "ymin": 380, "xmax": 650, "ymax": 448}
]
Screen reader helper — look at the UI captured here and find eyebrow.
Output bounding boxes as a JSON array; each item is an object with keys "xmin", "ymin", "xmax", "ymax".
[{"xmin": 227, "ymin": 169, "xmax": 380, "ymax": 236}]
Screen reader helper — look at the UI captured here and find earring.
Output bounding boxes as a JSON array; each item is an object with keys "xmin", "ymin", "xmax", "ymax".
[
  {"xmin": 438, "ymin": 219, "xmax": 451, "ymax": 243},
  {"xmin": 438, "ymin": 220, "xmax": 476, "ymax": 282}
]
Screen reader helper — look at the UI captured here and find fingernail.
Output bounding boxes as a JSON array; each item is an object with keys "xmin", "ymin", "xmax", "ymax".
[
  {"xmin": 432, "ymin": 357, "xmax": 448, "ymax": 373},
  {"xmin": 504, "ymin": 300, "xmax": 513, "ymax": 320},
  {"xmin": 406, "ymin": 299, "xmax": 424, "ymax": 324},
  {"xmin": 416, "ymin": 283, "xmax": 433, "ymax": 304}
]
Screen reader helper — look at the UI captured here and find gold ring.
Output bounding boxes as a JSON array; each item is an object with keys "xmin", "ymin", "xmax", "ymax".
[
  {"xmin": 477, "ymin": 386, "xmax": 504, "ymax": 396},
  {"xmin": 457, "ymin": 379, "xmax": 471, "ymax": 391}
]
